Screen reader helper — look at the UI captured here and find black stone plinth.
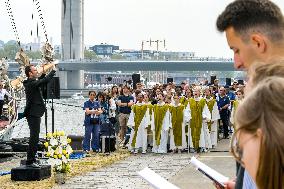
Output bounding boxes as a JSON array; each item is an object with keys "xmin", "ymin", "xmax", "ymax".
[{"xmin": 11, "ymin": 165, "xmax": 51, "ymax": 181}]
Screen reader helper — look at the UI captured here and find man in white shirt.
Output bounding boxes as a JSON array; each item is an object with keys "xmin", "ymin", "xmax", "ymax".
[{"xmin": 0, "ymin": 82, "xmax": 12, "ymax": 118}]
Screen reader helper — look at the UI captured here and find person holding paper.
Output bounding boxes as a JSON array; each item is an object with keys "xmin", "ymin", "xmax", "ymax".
[
  {"xmin": 216, "ymin": 0, "xmax": 284, "ymax": 188},
  {"xmin": 127, "ymin": 93, "xmax": 150, "ymax": 154},
  {"xmin": 231, "ymin": 77, "xmax": 284, "ymax": 189}
]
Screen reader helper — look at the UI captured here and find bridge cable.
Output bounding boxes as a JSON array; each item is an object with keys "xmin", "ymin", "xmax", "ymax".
[
  {"xmin": 4, "ymin": 0, "xmax": 21, "ymax": 47},
  {"xmin": 33, "ymin": 0, "xmax": 49, "ymax": 43}
]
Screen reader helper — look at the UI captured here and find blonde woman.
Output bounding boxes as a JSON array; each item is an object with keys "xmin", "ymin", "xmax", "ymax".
[{"xmin": 231, "ymin": 77, "xmax": 284, "ymax": 189}]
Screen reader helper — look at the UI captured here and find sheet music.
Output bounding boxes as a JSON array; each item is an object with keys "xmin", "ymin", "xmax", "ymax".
[
  {"xmin": 190, "ymin": 156, "xmax": 229, "ymax": 185},
  {"xmin": 138, "ymin": 167, "xmax": 180, "ymax": 189}
]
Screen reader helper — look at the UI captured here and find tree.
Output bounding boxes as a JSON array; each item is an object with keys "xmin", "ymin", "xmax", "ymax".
[
  {"xmin": 0, "ymin": 49, "xmax": 5, "ymax": 58},
  {"xmin": 3, "ymin": 42, "xmax": 19, "ymax": 60},
  {"xmin": 84, "ymin": 50, "xmax": 98, "ymax": 60},
  {"xmin": 26, "ymin": 51, "xmax": 42, "ymax": 60},
  {"xmin": 110, "ymin": 54, "xmax": 124, "ymax": 60}
]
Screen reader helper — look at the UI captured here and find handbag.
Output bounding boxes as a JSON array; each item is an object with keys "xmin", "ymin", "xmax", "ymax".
[{"xmin": 90, "ymin": 117, "xmax": 100, "ymax": 125}]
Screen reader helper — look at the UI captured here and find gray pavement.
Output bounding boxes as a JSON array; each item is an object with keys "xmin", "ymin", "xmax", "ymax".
[{"xmin": 54, "ymin": 139, "xmax": 235, "ymax": 189}]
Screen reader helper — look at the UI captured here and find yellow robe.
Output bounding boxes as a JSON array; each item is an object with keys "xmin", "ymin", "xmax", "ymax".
[{"xmin": 169, "ymin": 105, "xmax": 185, "ymax": 147}]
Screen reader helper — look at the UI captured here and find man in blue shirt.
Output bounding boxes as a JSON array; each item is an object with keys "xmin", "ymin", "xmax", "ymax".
[
  {"xmin": 83, "ymin": 91, "xmax": 103, "ymax": 152},
  {"xmin": 217, "ymin": 87, "xmax": 230, "ymax": 139}
]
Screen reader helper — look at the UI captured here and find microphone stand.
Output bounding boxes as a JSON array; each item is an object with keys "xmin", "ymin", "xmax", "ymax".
[
  {"xmin": 44, "ymin": 99, "xmax": 48, "ymax": 138},
  {"xmin": 43, "ymin": 83, "xmax": 48, "ymax": 138},
  {"xmin": 51, "ymin": 90, "xmax": 55, "ymax": 133}
]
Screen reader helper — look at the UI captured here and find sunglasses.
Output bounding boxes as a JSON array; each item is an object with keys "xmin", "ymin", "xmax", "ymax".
[{"xmin": 90, "ymin": 94, "xmax": 96, "ymax": 96}]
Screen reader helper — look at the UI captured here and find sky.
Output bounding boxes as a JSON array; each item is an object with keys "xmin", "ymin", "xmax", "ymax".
[{"xmin": 0, "ymin": 0, "xmax": 284, "ymax": 58}]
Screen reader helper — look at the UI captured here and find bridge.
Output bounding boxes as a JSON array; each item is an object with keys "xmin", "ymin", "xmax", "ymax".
[
  {"xmin": 7, "ymin": 60, "xmax": 237, "ymax": 89},
  {"xmin": 57, "ymin": 60, "xmax": 236, "ymax": 72},
  {"xmin": 8, "ymin": 60, "xmax": 236, "ymax": 72}
]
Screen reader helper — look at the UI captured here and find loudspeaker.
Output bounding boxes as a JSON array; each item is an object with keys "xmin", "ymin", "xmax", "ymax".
[
  {"xmin": 226, "ymin": 78, "xmax": 232, "ymax": 86},
  {"xmin": 211, "ymin": 76, "xmax": 217, "ymax": 85},
  {"xmin": 46, "ymin": 77, "xmax": 60, "ymax": 99},
  {"xmin": 167, "ymin": 78, "xmax": 173, "ymax": 83},
  {"xmin": 100, "ymin": 122, "xmax": 115, "ymax": 136},
  {"xmin": 100, "ymin": 136, "xmax": 116, "ymax": 153},
  {"xmin": 132, "ymin": 74, "xmax": 140, "ymax": 89},
  {"xmin": 67, "ymin": 135, "xmax": 84, "ymax": 150},
  {"xmin": 238, "ymin": 79, "xmax": 244, "ymax": 85}
]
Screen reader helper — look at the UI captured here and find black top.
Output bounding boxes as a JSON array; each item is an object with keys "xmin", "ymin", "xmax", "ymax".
[
  {"xmin": 23, "ymin": 70, "xmax": 56, "ymax": 118},
  {"xmin": 118, "ymin": 95, "xmax": 134, "ymax": 114},
  {"xmin": 235, "ymin": 166, "xmax": 245, "ymax": 189}
]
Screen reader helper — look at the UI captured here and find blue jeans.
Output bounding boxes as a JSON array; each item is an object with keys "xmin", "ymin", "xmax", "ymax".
[{"xmin": 83, "ymin": 124, "xmax": 100, "ymax": 151}]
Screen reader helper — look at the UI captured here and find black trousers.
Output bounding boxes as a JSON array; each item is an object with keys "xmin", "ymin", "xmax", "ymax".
[
  {"xmin": 26, "ymin": 116, "xmax": 41, "ymax": 165},
  {"xmin": 220, "ymin": 114, "xmax": 229, "ymax": 138},
  {"xmin": 0, "ymin": 100, "xmax": 4, "ymax": 117}
]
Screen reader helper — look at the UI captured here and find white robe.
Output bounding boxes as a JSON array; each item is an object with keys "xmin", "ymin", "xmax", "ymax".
[
  {"xmin": 185, "ymin": 103, "xmax": 194, "ymax": 149},
  {"xmin": 206, "ymin": 98, "xmax": 220, "ymax": 147},
  {"xmin": 190, "ymin": 97, "xmax": 212, "ymax": 149},
  {"xmin": 127, "ymin": 103, "xmax": 151, "ymax": 152},
  {"xmin": 169, "ymin": 103, "xmax": 190, "ymax": 150},
  {"xmin": 151, "ymin": 102, "xmax": 170, "ymax": 153}
]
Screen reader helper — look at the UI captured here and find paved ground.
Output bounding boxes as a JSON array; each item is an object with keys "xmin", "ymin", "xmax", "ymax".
[
  {"xmin": 54, "ymin": 138, "xmax": 235, "ymax": 189},
  {"xmin": 0, "ymin": 154, "xmax": 25, "ymax": 172},
  {"xmin": 0, "ymin": 139, "xmax": 235, "ymax": 189},
  {"xmin": 170, "ymin": 139, "xmax": 235, "ymax": 189}
]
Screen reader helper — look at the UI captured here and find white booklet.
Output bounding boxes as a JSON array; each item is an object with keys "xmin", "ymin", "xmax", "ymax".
[
  {"xmin": 190, "ymin": 156, "xmax": 229, "ymax": 188},
  {"xmin": 138, "ymin": 167, "xmax": 180, "ymax": 189}
]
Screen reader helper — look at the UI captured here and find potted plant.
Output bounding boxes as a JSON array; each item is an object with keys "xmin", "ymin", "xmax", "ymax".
[{"xmin": 44, "ymin": 131, "xmax": 73, "ymax": 184}]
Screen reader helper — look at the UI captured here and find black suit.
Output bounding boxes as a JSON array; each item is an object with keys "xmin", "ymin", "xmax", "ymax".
[{"xmin": 23, "ymin": 70, "xmax": 56, "ymax": 165}]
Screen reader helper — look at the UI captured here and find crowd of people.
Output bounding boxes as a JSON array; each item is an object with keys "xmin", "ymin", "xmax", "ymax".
[
  {"xmin": 82, "ymin": 0, "xmax": 284, "ymax": 189},
  {"xmin": 82, "ymin": 80, "xmax": 243, "ymax": 154},
  {"xmin": 19, "ymin": 0, "xmax": 283, "ymax": 188}
]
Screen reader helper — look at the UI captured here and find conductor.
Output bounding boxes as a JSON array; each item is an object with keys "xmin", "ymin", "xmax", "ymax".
[{"xmin": 23, "ymin": 65, "xmax": 56, "ymax": 167}]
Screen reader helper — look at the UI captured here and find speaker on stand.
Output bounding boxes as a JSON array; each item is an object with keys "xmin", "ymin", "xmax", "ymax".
[
  {"xmin": 167, "ymin": 78, "xmax": 173, "ymax": 83},
  {"xmin": 132, "ymin": 74, "xmax": 140, "ymax": 89},
  {"xmin": 238, "ymin": 80, "xmax": 244, "ymax": 85},
  {"xmin": 46, "ymin": 77, "xmax": 60, "ymax": 99},
  {"xmin": 226, "ymin": 78, "xmax": 232, "ymax": 86},
  {"xmin": 42, "ymin": 77, "xmax": 60, "ymax": 134},
  {"xmin": 210, "ymin": 76, "xmax": 217, "ymax": 85}
]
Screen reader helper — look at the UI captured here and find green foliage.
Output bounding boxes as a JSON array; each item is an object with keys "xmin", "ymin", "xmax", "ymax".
[
  {"xmin": 110, "ymin": 54, "xmax": 124, "ymax": 60},
  {"xmin": 26, "ymin": 51, "xmax": 42, "ymax": 60},
  {"xmin": 84, "ymin": 50, "xmax": 98, "ymax": 59},
  {"xmin": 3, "ymin": 42, "xmax": 19, "ymax": 60}
]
